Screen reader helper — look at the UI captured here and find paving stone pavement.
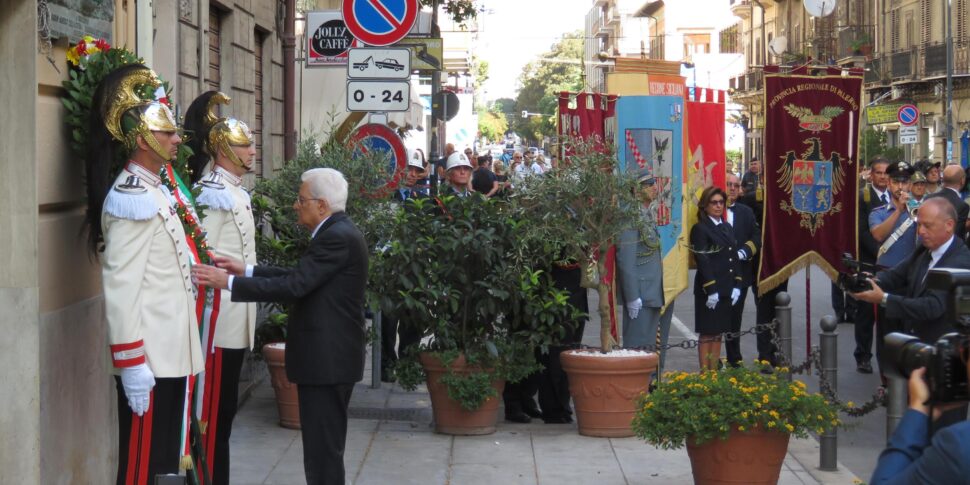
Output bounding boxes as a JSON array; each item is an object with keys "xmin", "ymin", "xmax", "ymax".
[{"xmin": 228, "ymin": 373, "xmax": 861, "ymax": 485}]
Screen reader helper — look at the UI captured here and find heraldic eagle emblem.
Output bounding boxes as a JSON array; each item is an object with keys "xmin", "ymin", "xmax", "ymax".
[
  {"xmin": 776, "ymin": 137, "xmax": 846, "ymax": 236},
  {"xmin": 784, "ymin": 104, "xmax": 845, "ymax": 133}
]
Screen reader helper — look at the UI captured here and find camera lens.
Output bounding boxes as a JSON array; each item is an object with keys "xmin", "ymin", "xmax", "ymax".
[{"xmin": 884, "ymin": 332, "xmax": 936, "ymax": 378}]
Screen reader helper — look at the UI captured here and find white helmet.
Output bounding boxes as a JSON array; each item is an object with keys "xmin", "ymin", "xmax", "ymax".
[
  {"xmin": 406, "ymin": 149, "xmax": 424, "ymax": 169},
  {"xmin": 446, "ymin": 152, "xmax": 473, "ymax": 170}
]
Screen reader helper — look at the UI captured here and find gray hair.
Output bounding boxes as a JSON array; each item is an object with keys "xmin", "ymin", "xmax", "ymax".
[
  {"xmin": 922, "ymin": 196, "xmax": 957, "ymax": 224},
  {"xmin": 301, "ymin": 168, "xmax": 348, "ymax": 212}
]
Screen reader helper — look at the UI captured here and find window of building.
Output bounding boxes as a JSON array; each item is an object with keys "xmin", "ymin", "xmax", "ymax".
[
  {"xmin": 207, "ymin": 7, "xmax": 223, "ymax": 91},
  {"xmin": 683, "ymin": 33, "xmax": 711, "ymax": 58},
  {"xmin": 254, "ymin": 29, "xmax": 265, "ymax": 179}
]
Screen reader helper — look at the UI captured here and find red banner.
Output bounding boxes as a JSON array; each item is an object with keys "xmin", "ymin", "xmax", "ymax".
[
  {"xmin": 758, "ymin": 67, "xmax": 863, "ymax": 293},
  {"xmin": 558, "ymin": 91, "xmax": 619, "ymax": 341}
]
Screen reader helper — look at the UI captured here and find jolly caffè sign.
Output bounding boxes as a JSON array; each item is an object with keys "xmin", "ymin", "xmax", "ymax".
[{"xmin": 307, "ymin": 11, "xmax": 360, "ymax": 67}]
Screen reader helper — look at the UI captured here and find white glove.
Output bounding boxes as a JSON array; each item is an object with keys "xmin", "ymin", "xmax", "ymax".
[
  {"xmin": 737, "ymin": 249, "xmax": 746, "ymax": 261},
  {"xmin": 731, "ymin": 288, "xmax": 742, "ymax": 306},
  {"xmin": 120, "ymin": 363, "xmax": 155, "ymax": 416},
  {"xmin": 627, "ymin": 298, "xmax": 642, "ymax": 319},
  {"xmin": 705, "ymin": 293, "xmax": 719, "ymax": 309}
]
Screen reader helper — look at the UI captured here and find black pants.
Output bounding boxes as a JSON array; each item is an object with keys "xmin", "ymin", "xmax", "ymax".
[
  {"xmin": 115, "ymin": 376, "xmax": 187, "ymax": 485},
  {"xmin": 725, "ymin": 287, "xmax": 749, "ymax": 365},
  {"xmin": 831, "ymin": 282, "xmax": 856, "ymax": 321},
  {"xmin": 854, "ymin": 298, "xmax": 875, "ymax": 364},
  {"xmin": 380, "ymin": 312, "xmax": 422, "ymax": 369},
  {"xmin": 208, "ymin": 348, "xmax": 245, "ymax": 485},
  {"xmin": 755, "ymin": 280, "xmax": 789, "ymax": 364},
  {"xmin": 297, "ymin": 383, "xmax": 355, "ymax": 485},
  {"xmin": 504, "ymin": 372, "xmax": 540, "ymax": 415},
  {"xmin": 536, "ymin": 318, "xmax": 586, "ymax": 420}
]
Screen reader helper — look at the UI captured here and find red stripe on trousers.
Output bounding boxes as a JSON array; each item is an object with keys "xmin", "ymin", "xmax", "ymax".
[
  {"xmin": 125, "ymin": 391, "xmax": 155, "ymax": 485},
  {"xmin": 204, "ymin": 348, "xmax": 224, "ymax": 479}
]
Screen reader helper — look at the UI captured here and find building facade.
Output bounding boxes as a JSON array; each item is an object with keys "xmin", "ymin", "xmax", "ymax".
[{"xmin": 1, "ymin": 0, "xmax": 286, "ymax": 481}]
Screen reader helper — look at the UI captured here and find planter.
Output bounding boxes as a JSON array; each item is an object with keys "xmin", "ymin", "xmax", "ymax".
[
  {"xmin": 686, "ymin": 427, "xmax": 790, "ymax": 485},
  {"xmin": 262, "ymin": 343, "xmax": 301, "ymax": 429},
  {"xmin": 561, "ymin": 349, "xmax": 658, "ymax": 437},
  {"xmin": 419, "ymin": 352, "xmax": 505, "ymax": 435}
]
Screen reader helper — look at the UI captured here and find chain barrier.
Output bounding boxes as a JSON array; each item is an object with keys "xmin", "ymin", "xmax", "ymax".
[{"xmin": 605, "ymin": 319, "xmax": 886, "ymax": 418}]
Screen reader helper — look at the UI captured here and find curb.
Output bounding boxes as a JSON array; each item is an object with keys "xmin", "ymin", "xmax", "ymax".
[{"xmin": 787, "ymin": 436, "xmax": 862, "ymax": 484}]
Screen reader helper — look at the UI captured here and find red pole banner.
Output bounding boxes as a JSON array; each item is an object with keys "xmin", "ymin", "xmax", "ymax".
[{"xmin": 758, "ymin": 67, "xmax": 863, "ymax": 293}]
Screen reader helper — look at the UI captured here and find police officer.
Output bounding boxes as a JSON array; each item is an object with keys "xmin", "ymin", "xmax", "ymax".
[
  {"xmin": 443, "ymin": 151, "xmax": 474, "ymax": 197},
  {"xmin": 183, "ymin": 91, "xmax": 258, "ymax": 485},
  {"xmin": 86, "ymin": 64, "xmax": 204, "ymax": 484}
]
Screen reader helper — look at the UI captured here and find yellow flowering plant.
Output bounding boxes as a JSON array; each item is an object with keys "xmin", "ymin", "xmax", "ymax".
[{"xmin": 631, "ymin": 361, "xmax": 841, "ymax": 449}]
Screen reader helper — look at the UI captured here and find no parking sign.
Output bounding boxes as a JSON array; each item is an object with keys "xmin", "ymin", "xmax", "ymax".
[
  {"xmin": 348, "ymin": 123, "xmax": 407, "ymax": 196},
  {"xmin": 341, "ymin": 0, "xmax": 419, "ymax": 46}
]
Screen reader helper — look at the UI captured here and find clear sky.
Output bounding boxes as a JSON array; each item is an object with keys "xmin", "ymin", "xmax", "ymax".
[{"xmin": 475, "ymin": 0, "xmax": 592, "ymax": 102}]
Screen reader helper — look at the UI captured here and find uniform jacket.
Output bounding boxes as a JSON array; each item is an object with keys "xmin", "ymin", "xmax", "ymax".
[
  {"xmin": 101, "ymin": 162, "xmax": 204, "ymax": 377},
  {"xmin": 690, "ymin": 215, "xmax": 743, "ymax": 298},
  {"xmin": 197, "ymin": 166, "xmax": 257, "ymax": 349},
  {"xmin": 617, "ymin": 204, "xmax": 664, "ymax": 308},
  {"xmin": 870, "ymin": 409, "xmax": 970, "ymax": 484},
  {"xmin": 876, "ymin": 237, "xmax": 970, "ymax": 341},
  {"xmin": 926, "ymin": 188, "xmax": 969, "ymax": 241},
  {"xmin": 728, "ymin": 202, "xmax": 760, "ymax": 287},
  {"xmin": 230, "ymin": 212, "xmax": 368, "ymax": 385},
  {"xmin": 860, "ymin": 185, "xmax": 885, "ymax": 263}
]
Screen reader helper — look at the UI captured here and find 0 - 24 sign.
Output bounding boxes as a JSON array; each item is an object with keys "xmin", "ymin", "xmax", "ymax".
[{"xmin": 347, "ymin": 80, "xmax": 410, "ymax": 112}]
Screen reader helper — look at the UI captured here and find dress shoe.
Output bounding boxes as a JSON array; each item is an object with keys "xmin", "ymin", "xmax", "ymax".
[
  {"xmin": 505, "ymin": 410, "xmax": 532, "ymax": 423},
  {"xmin": 857, "ymin": 361, "xmax": 873, "ymax": 374},
  {"xmin": 542, "ymin": 415, "xmax": 572, "ymax": 424},
  {"xmin": 522, "ymin": 403, "xmax": 543, "ymax": 419}
]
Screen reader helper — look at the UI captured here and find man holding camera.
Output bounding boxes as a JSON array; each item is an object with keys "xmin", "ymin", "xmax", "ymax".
[{"xmin": 852, "ymin": 197, "xmax": 970, "ymax": 376}]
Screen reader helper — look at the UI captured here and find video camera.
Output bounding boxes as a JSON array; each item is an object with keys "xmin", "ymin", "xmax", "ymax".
[
  {"xmin": 836, "ymin": 253, "xmax": 883, "ymax": 293},
  {"xmin": 884, "ymin": 268, "xmax": 970, "ymax": 404}
]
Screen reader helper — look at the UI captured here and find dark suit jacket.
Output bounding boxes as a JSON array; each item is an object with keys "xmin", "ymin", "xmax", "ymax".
[
  {"xmin": 231, "ymin": 212, "xmax": 369, "ymax": 385},
  {"xmin": 729, "ymin": 203, "xmax": 760, "ymax": 287},
  {"xmin": 870, "ymin": 409, "xmax": 970, "ymax": 484},
  {"xmin": 876, "ymin": 237, "xmax": 970, "ymax": 341},
  {"xmin": 926, "ymin": 187, "xmax": 969, "ymax": 241},
  {"xmin": 690, "ymin": 216, "xmax": 742, "ymax": 298},
  {"xmin": 860, "ymin": 185, "xmax": 885, "ymax": 263}
]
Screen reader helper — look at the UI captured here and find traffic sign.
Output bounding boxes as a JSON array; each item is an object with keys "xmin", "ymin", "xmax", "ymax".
[
  {"xmin": 898, "ymin": 104, "xmax": 920, "ymax": 126},
  {"xmin": 431, "ymin": 90, "xmax": 459, "ymax": 121},
  {"xmin": 348, "ymin": 123, "xmax": 407, "ymax": 194},
  {"xmin": 899, "ymin": 126, "xmax": 918, "ymax": 136},
  {"xmin": 347, "ymin": 48, "xmax": 411, "ymax": 79},
  {"xmin": 900, "ymin": 134, "xmax": 919, "ymax": 144},
  {"xmin": 347, "ymin": 80, "xmax": 410, "ymax": 112},
  {"xmin": 341, "ymin": 0, "xmax": 418, "ymax": 47}
]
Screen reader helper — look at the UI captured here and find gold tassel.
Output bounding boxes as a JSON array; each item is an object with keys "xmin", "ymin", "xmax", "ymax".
[{"xmin": 180, "ymin": 454, "xmax": 194, "ymax": 471}]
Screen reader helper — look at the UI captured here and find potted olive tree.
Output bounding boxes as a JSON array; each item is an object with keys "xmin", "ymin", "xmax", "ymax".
[
  {"xmin": 370, "ymin": 194, "xmax": 578, "ymax": 435},
  {"xmin": 250, "ymin": 132, "xmax": 398, "ymax": 428},
  {"xmin": 513, "ymin": 139, "xmax": 659, "ymax": 437}
]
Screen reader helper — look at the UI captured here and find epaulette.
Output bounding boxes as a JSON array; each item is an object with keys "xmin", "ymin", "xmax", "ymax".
[
  {"xmin": 195, "ymin": 172, "xmax": 234, "ymax": 211},
  {"xmin": 103, "ymin": 175, "xmax": 157, "ymax": 221}
]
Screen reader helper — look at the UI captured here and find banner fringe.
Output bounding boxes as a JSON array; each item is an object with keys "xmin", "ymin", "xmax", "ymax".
[{"xmin": 757, "ymin": 251, "xmax": 839, "ymax": 294}]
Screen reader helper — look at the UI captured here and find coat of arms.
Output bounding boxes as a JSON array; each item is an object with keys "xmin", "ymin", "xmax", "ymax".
[
  {"xmin": 783, "ymin": 105, "xmax": 845, "ymax": 133},
  {"xmin": 777, "ymin": 137, "xmax": 846, "ymax": 235}
]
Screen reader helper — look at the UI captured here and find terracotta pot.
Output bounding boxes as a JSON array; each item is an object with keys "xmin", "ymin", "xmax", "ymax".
[
  {"xmin": 686, "ymin": 427, "xmax": 790, "ymax": 485},
  {"xmin": 262, "ymin": 343, "xmax": 301, "ymax": 429},
  {"xmin": 561, "ymin": 350, "xmax": 659, "ymax": 437},
  {"xmin": 419, "ymin": 352, "xmax": 505, "ymax": 435}
]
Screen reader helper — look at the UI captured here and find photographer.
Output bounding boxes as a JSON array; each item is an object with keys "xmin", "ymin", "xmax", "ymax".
[
  {"xmin": 870, "ymin": 365, "xmax": 970, "ymax": 484},
  {"xmin": 852, "ymin": 197, "xmax": 970, "ymax": 342}
]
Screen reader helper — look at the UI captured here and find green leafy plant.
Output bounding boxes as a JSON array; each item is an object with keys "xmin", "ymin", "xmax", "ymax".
[
  {"xmin": 371, "ymin": 194, "xmax": 579, "ymax": 410},
  {"xmin": 632, "ymin": 362, "xmax": 842, "ymax": 449},
  {"xmin": 513, "ymin": 138, "xmax": 642, "ymax": 351}
]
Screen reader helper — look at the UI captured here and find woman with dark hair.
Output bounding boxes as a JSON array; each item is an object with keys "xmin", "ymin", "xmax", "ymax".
[{"xmin": 689, "ymin": 186, "xmax": 742, "ymax": 370}]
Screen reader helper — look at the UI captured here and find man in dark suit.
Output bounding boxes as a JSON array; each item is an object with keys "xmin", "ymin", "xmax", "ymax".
[
  {"xmin": 852, "ymin": 158, "xmax": 890, "ymax": 374},
  {"xmin": 926, "ymin": 164, "xmax": 969, "ymax": 242},
  {"xmin": 724, "ymin": 174, "xmax": 761, "ymax": 366},
  {"xmin": 193, "ymin": 168, "xmax": 368, "ymax": 485}
]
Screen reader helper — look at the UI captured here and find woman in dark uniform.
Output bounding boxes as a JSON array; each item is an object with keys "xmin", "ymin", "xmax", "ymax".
[{"xmin": 690, "ymin": 186, "xmax": 742, "ymax": 370}]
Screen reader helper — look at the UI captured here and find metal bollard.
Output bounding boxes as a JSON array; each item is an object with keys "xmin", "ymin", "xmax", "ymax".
[
  {"xmin": 819, "ymin": 315, "xmax": 838, "ymax": 471},
  {"xmin": 886, "ymin": 375, "xmax": 907, "ymax": 439},
  {"xmin": 371, "ymin": 309, "xmax": 382, "ymax": 389},
  {"xmin": 775, "ymin": 292, "xmax": 793, "ymax": 381}
]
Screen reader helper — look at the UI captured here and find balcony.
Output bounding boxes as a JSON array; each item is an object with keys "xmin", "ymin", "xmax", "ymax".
[
  {"xmin": 836, "ymin": 25, "xmax": 875, "ymax": 59},
  {"xmin": 729, "ymin": 0, "xmax": 752, "ymax": 19},
  {"xmin": 890, "ymin": 49, "xmax": 914, "ymax": 80},
  {"xmin": 864, "ymin": 56, "xmax": 884, "ymax": 84},
  {"xmin": 923, "ymin": 42, "xmax": 947, "ymax": 77},
  {"xmin": 648, "ymin": 36, "xmax": 665, "ymax": 60},
  {"xmin": 730, "ymin": 67, "xmax": 763, "ymax": 95}
]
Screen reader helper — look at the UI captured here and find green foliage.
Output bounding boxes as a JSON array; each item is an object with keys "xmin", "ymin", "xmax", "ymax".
[
  {"xmin": 512, "ymin": 31, "xmax": 585, "ymax": 144},
  {"xmin": 420, "ymin": 0, "xmax": 478, "ymax": 25},
  {"xmin": 440, "ymin": 369, "xmax": 498, "ymax": 410},
  {"xmin": 632, "ymin": 362, "xmax": 842, "ymax": 449},
  {"xmin": 253, "ymin": 312, "xmax": 289, "ymax": 359},
  {"xmin": 861, "ymin": 127, "xmax": 905, "ymax": 163},
  {"xmin": 512, "ymin": 138, "xmax": 642, "ymax": 350},
  {"xmin": 478, "ymin": 110, "xmax": 508, "ymax": 144},
  {"xmin": 61, "ymin": 48, "xmax": 143, "ymax": 169},
  {"xmin": 371, "ymin": 194, "xmax": 580, "ymax": 409}
]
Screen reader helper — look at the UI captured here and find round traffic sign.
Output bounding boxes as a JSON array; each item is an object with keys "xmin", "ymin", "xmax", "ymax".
[
  {"xmin": 898, "ymin": 104, "xmax": 919, "ymax": 126},
  {"xmin": 342, "ymin": 0, "xmax": 418, "ymax": 47},
  {"xmin": 348, "ymin": 123, "xmax": 407, "ymax": 196}
]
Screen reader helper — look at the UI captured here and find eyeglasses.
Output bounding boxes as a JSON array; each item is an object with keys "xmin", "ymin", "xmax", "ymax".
[
  {"xmin": 297, "ymin": 196, "xmax": 323, "ymax": 205},
  {"xmin": 709, "ymin": 199, "xmax": 726, "ymax": 206}
]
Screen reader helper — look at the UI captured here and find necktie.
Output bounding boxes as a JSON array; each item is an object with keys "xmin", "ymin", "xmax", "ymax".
[{"xmin": 880, "ymin": 193, "xmax": 888, "ymax": 205}]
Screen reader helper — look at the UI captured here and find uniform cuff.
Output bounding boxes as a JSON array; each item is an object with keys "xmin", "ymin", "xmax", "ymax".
[
  {"xmin": 228, "ymin": 275, "xmax": 235, "ymax": 290},
  {"xmin": 245, "ymin": 265, "xmax": 254, "ymax": 277},
  {"xmin": 110, "ymin": 340, "xmax": 146, "ymax": 367}
]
